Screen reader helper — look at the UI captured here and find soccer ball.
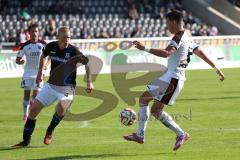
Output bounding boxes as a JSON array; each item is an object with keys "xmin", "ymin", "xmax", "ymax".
[{"xmin": 119, "ymin": 108, "xmax": 137, "ymax": 126}]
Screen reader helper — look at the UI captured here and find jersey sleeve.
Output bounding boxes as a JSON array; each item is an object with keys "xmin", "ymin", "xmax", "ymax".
[
  {"xmin": 73, "ymin": 46, "xmax": 83, "ymax": 56},
  {"xmin": 167, "ymin": 39, "xmax": 180, "ymax": 50},
  {"xmin": 73, "ymin": 46, "xmax": 89, "ymax": 65},
  {"xmin": 17, "ymin": 41, "xmax": 31, "ymax": 58},
  {"xmin": 42, "ymin": 43, "xmax": 50, "ymax": 57},
  {"xmin": 189, "ymin": 40, "xmax": 199, "ymax": 53},
  {"xmin": 191, "ymin": 41, "xmax": 199, "ymax": 52},
  {"xmin": 167, "ymin": 31, "xmax": 184, "ymax": 50},
  {"xmin": 17, "ymin": 48, "xmax": 25, "ymax": 58}
]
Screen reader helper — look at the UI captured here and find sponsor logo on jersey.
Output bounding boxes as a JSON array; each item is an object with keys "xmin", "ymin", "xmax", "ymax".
[
  {"xmin": 51, "ymin": 56, "xmax": 67, "ymax": 63},
  {"xmin": 65, "ymin": 93, "xmax": 69, "ymax": 97},
  {"xmin": 65, "ymin": 52, "xmax": 71, "ymax": 59},
  {"xmin": 30, "ymin": 52, "xmax": 40, "ymax": 56}
]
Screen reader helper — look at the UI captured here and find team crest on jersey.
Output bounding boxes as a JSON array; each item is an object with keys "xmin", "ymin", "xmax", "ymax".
[
  {"xmin": 38, "ymin": 46, "xmax": 41, "ymax": 50},
  {"xmin": 65, "ymin": 52, "xmax": 71, "ymax": 59},
  {"xmin": 65, "ymin": 93, "xmax": 68, "ymax": 97}
]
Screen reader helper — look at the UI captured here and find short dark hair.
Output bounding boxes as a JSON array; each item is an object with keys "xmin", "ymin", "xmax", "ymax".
[
  {"xmin": 166, "ymin": 10, "xmax": 183, "ymax": 24},
  {"xmin": 28, "ymin": 24, "xmax": 38, "ymax": 32}
]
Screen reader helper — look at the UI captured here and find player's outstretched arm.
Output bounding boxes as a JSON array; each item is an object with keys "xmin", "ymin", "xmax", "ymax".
[
  {"xmin": 132, "ymin": 41, "xmax": 176, "ymax": 58},
  {"xmin": 193, "ymin": 48, "xmax": 225, "ymax": 81},
  {"xmin": 85, "ymin": 64, "xmax": 94, "ymax": 93}
]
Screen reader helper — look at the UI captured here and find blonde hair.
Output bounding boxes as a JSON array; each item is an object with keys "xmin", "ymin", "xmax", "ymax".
[{"xmin": 57, "ymin": 26, "xmax": 70, "ymax": 35}]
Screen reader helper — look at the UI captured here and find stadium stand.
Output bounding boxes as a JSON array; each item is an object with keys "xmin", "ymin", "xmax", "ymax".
[{"xmin": 0, "ymin": 0, "xmax": 220, "ymax": 43}]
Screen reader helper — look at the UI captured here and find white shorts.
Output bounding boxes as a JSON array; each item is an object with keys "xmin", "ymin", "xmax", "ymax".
[
  {"xmin": 35, "ymin": 83, "xmax": 75, "ymax": 107},
  {"xmin": 147, "ymin": 73, "xmax": 184, "ymax": 106},
  {"xmin": 21, "ymin": 78, "xmax": 43, "ymax": 91}
]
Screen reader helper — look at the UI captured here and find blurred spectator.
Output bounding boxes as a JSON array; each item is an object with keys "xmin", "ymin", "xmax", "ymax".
[
  {"xmin": 95, "ymin": 28, "xmax": 110, "ymax": 39},
  {"xmin": 184, "ymin": 23, "xmax": 192, "ymax": 36},
  {"xmin": 209, "ymin": 25, "xmax": 218, "ymax": 36},
  {"xmin": 28, "ymin": 18, "xmax": 37, "ymax": 26},
  {"xmin": 96, "ymin": 33, "xmax": 110, "ymax": 39},
  {"xmin": 80, "ymin": 29, "xmax": 92, "ymax": 39},
  {"xmin": 130, "ymin": 27, "xmax": 141, "ymax": 37},
  {"xmin": 156, "ymin": 7, "xmax": 164, "ymax": 19},
  {"xmin": 20, "ymin": 9, "xmax": 31, "ymax": 21},
  {"xmin": 44, "ymin": 19, "xmax": 57, "ymax": 38},
  {"xmin": 128, "ymin": 4, "xmax": 139, "ymax": 19},
  {"xmin": 12, "ymin": 28, "xmax": 30, "ymax": 51},
  {"xmin": 113, "ymin": 28, "xmax": 122, "ymax": 38},
  {"xmin": 17, "ymin": 28, "xmax": 30, "ymax": 44},
  {"xmin": 123, "ymin": 28, "xmax": 132, "ymax": 38},
  {"xmin": 20, "ymin": 28, "xmax": 30, "ymax": 43},
  {"xmin": 198, "ymin": 24, "xmax": 208, "ymax": 36}
]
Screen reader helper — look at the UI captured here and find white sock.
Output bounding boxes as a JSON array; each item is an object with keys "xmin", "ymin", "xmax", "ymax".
[
  {"xmin": 137, "ymin": 105, "xmax": 150, "ymax": 138},
  {"xmin": 158, "ymin": 111, "xmax": 184, "ymax": 136},
  {"xmin": 22, "ymin": 100, "xmax": 29, "ymax": 116}
]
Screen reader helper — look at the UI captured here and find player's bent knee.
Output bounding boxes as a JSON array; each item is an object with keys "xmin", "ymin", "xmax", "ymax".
[
  {"xmin": 139, "ymin": 97, "xmax": 148, "ymax": 105},
  {"xmin": 150, "ymin": 106, "xmax": 163, "ymax": 119},
  {"xmin": 28, "ymin": 99, "xmax": 44, "ymax": 119},
  {"xmin": 56, "ymin": 100, "xmax": 72, "ymax": 117},
  {"xmin": 150, "ymin": 108, "xmax": 159, "ymax": 119},
  {"xmin": 139, "ymin": 96, "xmax": 151, "ymax": 105},
  {"xmin": 139, "ymin": 91, "xmax": 153, "ymax": 105}
]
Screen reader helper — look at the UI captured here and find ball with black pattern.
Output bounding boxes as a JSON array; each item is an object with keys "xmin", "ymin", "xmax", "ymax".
[{"xmin": 119, "ymin": 108, "xmax": 137, "ymax": 126}]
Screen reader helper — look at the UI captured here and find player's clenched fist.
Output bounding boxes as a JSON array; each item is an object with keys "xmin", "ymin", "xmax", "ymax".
[
  {"xmin": 86, "ymin": 81, "xmax": 94, "ymax": 93},
  {"xmin": 216, "ymin": 70, "xmax": 225, "ymax": 81},
  {"xmin": 132, "ymin": 41, "xmax": 145, "ymax": 51}
]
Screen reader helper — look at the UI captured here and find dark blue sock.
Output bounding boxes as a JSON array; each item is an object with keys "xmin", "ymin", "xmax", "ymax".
[
  {"xmin": 23, "ymin": 118, "xmax": 36, "ymax": 144},
  {"xmin": 47, "ymin": 113, "xmax": 63, "ymax": 134}
]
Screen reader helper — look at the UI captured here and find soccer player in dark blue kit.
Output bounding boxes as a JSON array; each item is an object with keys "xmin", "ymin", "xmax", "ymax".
[{"xmin": 13, "ymin": 26, "xmax": 94, "ymax": 147}]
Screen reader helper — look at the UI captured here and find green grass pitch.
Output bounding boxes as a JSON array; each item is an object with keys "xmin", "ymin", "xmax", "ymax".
[{"xmin": 0, "ymin": 68, "xmax": 240, "ymax": 160}]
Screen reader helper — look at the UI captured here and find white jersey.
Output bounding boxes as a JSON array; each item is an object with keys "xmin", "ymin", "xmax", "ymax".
[
  {"xmin": 166, "ymin": 31, "xmax": 198, "ymax": 80},
  {"xmin": 17, "ymin": 40, "xmax": 46, "ymax": 78}
]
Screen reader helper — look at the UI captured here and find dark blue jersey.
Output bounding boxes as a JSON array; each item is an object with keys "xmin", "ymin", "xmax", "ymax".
[{"xmin": 42, "ymin": 41, "xmax": 89, "ymax": 87}]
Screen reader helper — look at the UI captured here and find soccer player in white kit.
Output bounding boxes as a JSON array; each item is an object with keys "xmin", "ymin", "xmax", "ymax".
[
  {"xmin": 16, "ymin": 24, "xmax": 48, "ymax": 121},
  {"xmin": 123, "ymin": 10, "xmax": 225, "ymax": 151}
]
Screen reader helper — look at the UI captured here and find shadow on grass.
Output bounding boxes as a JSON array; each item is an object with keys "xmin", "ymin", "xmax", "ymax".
[
  {"xmin": 0, "ymin": 146, "xmax": 43, "ymax": 151},
  {"xmin": 178, "ymin": 96, "xmax": 240, "ymax": 101},
  {"xmin": 27, "ymin": 152, "xmax": 176, "ymax": 160}
]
